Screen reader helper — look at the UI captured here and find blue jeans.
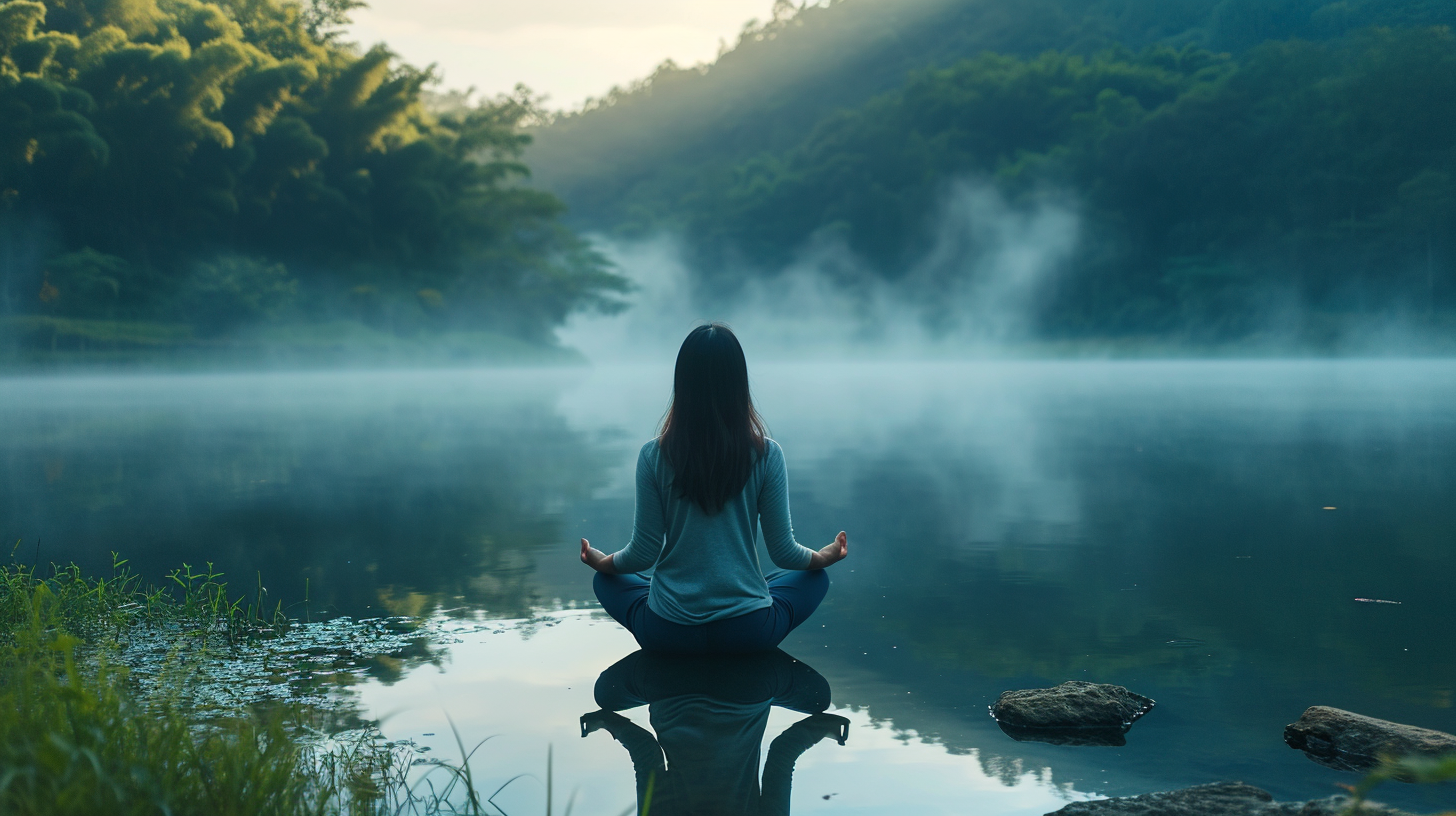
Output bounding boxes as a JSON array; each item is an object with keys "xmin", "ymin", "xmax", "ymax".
[{"xmin": 593, "ymin": 569, "xmax": 829, "ymax": 654}]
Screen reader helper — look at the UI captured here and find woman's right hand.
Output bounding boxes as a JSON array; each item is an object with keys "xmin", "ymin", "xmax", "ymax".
[
  {"xmin": 808, "ymin": 531, "xmax": 848, "ymax": 569},
  {"xmin": 580, "ymin": 538, "xmax": 616, "ymax": 574}
]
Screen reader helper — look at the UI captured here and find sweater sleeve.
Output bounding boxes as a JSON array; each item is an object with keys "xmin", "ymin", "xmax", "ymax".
[
  {"xmin": 759, "ymin": 440, "xmax": 817, "ymax": 570},
  {"xmin": 609, "ymin": 443, "xmax": 665, "ymax": 574}
]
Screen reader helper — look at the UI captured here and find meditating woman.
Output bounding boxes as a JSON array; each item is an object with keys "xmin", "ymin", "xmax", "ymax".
[{"xmin": 579, "ymin": 323, "xmax": 849, "ymax": 654}]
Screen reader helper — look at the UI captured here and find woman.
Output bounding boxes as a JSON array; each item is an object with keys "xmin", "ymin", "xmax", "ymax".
[{"xmin": 580, "ymin": 323, "xmax": 849, "ymax": 653}]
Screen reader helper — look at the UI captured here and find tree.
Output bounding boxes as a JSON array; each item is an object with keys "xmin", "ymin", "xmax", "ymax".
[
  {"xmin": 0, "ymin": 0, "xmax": 624, "ymax": 344},
  {"xmin": 1398, "ymin": 169, "xmax": 1456, "ymax": 316},
  {"xmin": 299, "ymin": 0, "xmax": 366, "ymax": 43}
]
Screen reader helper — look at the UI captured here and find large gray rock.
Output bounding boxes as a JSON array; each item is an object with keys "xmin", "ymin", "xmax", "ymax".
[
  {"xmin": 991, "ymin": 681, "xmax": 1155, "ymax": 731},
  {"xmin": 1046, "ymin": 782, "xmax": 1413, "ymax": 816},
  {"xmin": 1284, "ymin": 706, "xmax": 1456, "ymax": 773}
]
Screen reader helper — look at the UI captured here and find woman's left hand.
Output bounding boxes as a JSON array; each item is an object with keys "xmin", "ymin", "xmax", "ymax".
[
  {"xmin": 808, "ymin": 531, "xmax": 849, "ymax": 569},
  {"xmin": 580, "ymin": 538, "xmax": 616, "ymax": 574}
]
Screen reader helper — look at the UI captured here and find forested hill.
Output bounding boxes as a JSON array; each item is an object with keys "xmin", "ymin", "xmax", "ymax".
[
  {"xmin": 0, "ymin": 0, "xmax": 625, "ymax": 362},
  {"xmin": 529, "ymin": 0, "xmax": 1456, "ymax": 345}
]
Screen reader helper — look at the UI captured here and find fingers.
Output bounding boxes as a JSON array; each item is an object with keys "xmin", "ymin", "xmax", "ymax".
[
  {"xmin": 815, "ymin": 534, "xmax": 848, "ymax": 568},
  {"xmin": 835, "ymin": 531, "xmax": 848, "ymax": 562}
]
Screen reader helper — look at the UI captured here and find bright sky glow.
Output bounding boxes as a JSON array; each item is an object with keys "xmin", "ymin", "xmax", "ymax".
[{"xmin": 345, "ymin": 0, "xmax": 779, "ymax": 110}]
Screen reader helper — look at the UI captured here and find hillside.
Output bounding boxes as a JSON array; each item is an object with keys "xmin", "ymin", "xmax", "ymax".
[
  {"xmin": 528, "ymin": 0, "xmax": 1454, "ymax": 234},
  {"xmin": 528, "ymin": 0, "xmax": 1456, "ymax": 346}
]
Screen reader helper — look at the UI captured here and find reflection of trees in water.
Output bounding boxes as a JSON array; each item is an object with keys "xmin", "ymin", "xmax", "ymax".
[
  {"xmin": 795, "ymin": 403, "xmax": 1456, "ymax": 735},
  {"xmin": 827, "ymin": 413, "xmax": 1450, "ymax": 676},
  {"xmin": 2, "ymin": 391, "xmax": 616, "ymax": 618},
  {"xmin": 979, "ymin": 754, "xmax": 1039, "ymax": 789},
  {"xmin": 798, "ymin": 445, "xmax": 1233, "ymax": 685}
]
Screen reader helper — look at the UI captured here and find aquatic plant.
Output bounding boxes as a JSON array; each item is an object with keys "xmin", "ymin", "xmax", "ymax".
[
  {"xmin": 0, "ymin": 580, "xmax": 352, "ymax": 815},
  {"xmin": 0, "ymin": 557, "xmax": 548, "ymax": 815},
  {"xmin": 0, "ymin": 550, "xmax": 289, "ymax": 650},
  {"xmin": 1341, "ymin": 753, "xmax": 1456, "ymax": 816}
]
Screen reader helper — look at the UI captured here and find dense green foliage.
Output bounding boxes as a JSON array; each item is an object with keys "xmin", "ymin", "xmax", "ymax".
[
  {"xmin": 3, "ymin": 657, "xmax": 323, "ymax": 815},
  {"xmin": 0, "ymin": 559, "xmax": 504, "ymax": 814},
  {"xmin": 0, "ymin": 0, "xmax": 624, "ymax": 352},
  {"xmin": 532, "ymin": 0, "xmax": 1456, "ymax": 343},
  {"xmin": 0, "ymin": 556, "xmax": 283, "ymax": 649},
  {"xmin": 0, "ymin": 564, "xmax": 347, "ymax": 815}
]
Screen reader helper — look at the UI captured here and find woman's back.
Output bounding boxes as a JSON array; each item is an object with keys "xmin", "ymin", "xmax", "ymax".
[{"xmin": 611, "ymin": 438, "xmax": 815, "ymax": 625}]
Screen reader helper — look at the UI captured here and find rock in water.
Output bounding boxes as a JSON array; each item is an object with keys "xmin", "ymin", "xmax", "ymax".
[
  {"xmin": 1046, "ymin": 782, "xmax": 1413, "ymax": 815},
  {"xmin": 991, "ymin": 681, "xmax": 1154, "ymax": 731},
  {"xmin": 1284, "ymin": 705, "xmax": 1456, "ymax": 773}
]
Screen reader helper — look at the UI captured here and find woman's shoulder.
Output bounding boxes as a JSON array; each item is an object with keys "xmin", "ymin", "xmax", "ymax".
[
  {"xmin": 638, "ymin": 438, "xmax": 661, "ymax": 459},
  {"xmin": 759, "ymin": 437, "xmax": 784, "ymax": 464}
]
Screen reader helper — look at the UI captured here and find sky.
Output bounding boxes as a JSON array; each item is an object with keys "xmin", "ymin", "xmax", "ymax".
[{"xmin": 344, "ymin": 0, "xmax": 782, "ymax": 111}]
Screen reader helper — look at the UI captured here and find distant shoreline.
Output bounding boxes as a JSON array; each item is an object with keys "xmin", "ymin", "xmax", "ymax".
[
  {"xmin": 0, "ymin": 315, "xmax": 586, "ymax": 374},
  {"xmin": 8, "ymin": 314, "xmax": 1456, "ymax": 374}
]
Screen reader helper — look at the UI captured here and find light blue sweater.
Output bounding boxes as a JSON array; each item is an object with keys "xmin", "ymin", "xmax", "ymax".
[{"xmin": 610, "ymin": 438, "xmax": 818, "ymax": 625}]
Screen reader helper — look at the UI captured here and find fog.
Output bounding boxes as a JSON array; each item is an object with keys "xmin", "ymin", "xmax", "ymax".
[
  {"xmin": 556, "ymin": 172, "xmax": 1456, "ymax": 364},
  {"xmin": 558, "ymin": 181, "xmax": 1080, "ymax": 363}
]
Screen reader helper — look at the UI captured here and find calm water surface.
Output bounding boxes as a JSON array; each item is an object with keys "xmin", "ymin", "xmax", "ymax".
[{"xmin": 4, "ymin": 361, "xmax": 1455, "ymax": 814}]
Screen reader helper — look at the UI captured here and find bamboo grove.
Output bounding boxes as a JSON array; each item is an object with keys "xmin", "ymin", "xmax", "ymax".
[{"xmin": 0, "ymin": 0, "xmax": 625, "ymax": 350}]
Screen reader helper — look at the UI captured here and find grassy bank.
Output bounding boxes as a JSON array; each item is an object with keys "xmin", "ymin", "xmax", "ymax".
[{"xmin": 0, "ymin": 558, "xmax": 496, "ymax": 816}]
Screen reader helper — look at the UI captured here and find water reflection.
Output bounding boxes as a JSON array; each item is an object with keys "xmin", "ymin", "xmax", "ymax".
[
  {"xmin": 8, "ymin": 362, "xmax": 1456, "ymax": 812},
  {"xmin": 584, "ymin": 650, "xmax": 850, "ymax": 816},
  {"xmin": 0, "ymin": 369, "xmax": 615, "ymax": 618},
  {"xmin": 995, "ymin": 722, "xmax": 1135, "ymax": 748}
]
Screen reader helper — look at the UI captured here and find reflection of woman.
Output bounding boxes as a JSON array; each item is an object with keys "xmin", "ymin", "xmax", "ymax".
[
  {"xmin": 582, "ymin": 649, "xmax": 849, "ymax": 816},
  {"xmin": 580, "ymin": 323, "xmax": 849, "ymax": 653}
]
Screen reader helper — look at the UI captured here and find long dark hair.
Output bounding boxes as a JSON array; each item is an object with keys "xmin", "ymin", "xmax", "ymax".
[{"xmin": 659, "ymin": 323, "xmax": 767, "ymax": 514}]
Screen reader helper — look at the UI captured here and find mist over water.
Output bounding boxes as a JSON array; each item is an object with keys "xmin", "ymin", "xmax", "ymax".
[
  {"xmin": 7, "ymin": 360, "xmax": 1456, "ymax": 814},
  {"xmin": 559, "ymin": 181, "xmax": 1079, "ymax": 362}
]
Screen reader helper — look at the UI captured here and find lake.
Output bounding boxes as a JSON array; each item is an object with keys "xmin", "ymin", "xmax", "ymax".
[{"xmin": 3, "ymin": 360, "xmax": 1455, "ymax": 814}]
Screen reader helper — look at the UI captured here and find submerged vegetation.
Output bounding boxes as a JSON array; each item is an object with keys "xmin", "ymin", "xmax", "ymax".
[
  {"xmin": 0, "ymin": 556, "xmax": 552, "ymax": 815},
  {"xmin": 0, "ymin": 0, "xmax": 626, "ymax": 364}
]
